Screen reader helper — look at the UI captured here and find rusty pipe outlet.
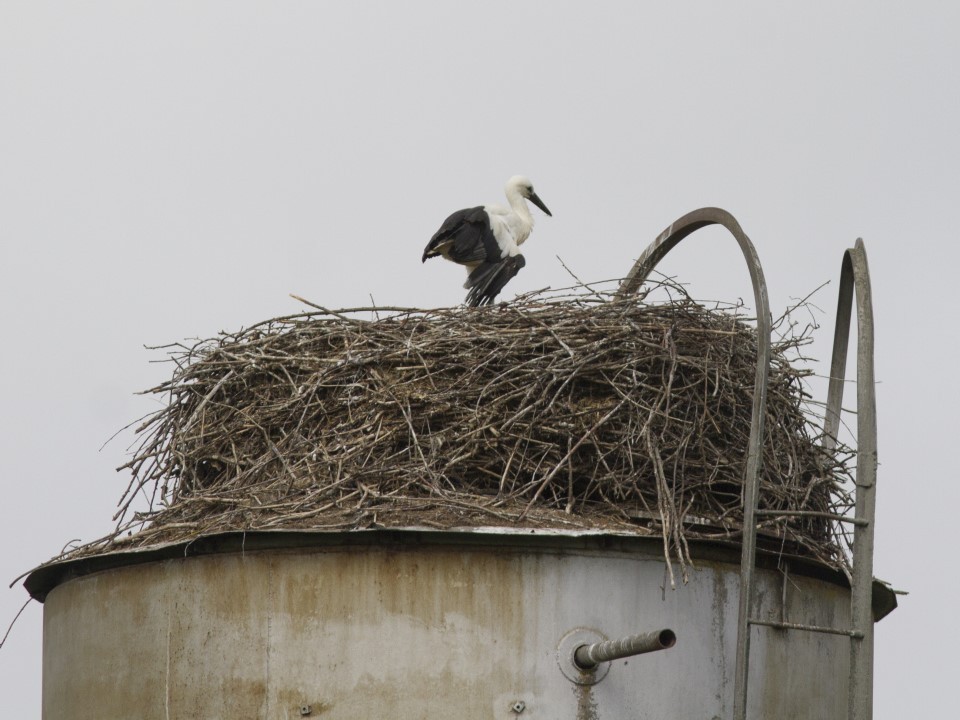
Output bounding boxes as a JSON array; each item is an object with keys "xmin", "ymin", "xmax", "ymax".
[{"xmin": 573, "ymin": 629, "xmax": 676, "ymax": 670}]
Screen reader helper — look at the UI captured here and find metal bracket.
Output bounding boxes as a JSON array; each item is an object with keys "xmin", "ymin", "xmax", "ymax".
[{"xmin": 557, "ymin": 628, "xmax": 612, "ymax": 686}]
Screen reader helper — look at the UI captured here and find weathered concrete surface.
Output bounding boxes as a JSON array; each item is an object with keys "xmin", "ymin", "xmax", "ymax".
[{"xmin": 42, "ymin": 536, "xmax": 850, "ymax": 719}]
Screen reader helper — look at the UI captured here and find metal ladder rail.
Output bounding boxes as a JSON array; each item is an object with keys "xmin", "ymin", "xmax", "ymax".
[
  {"xmin": 826, "ymin": 240, "xmax": 878, "ymax": 720},
  {"xmin": 742, "ymin": 240, "xmax": 877, "ymax": 718},
  {"xmin": 618, "ymin": 207, "xmax": 772, "ymax": 720}
]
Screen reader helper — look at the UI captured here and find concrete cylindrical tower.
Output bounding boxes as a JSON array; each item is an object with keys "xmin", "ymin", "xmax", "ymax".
[{"xmin": 30, "ymin": 530, "xmax": 859, "ymax": 719}]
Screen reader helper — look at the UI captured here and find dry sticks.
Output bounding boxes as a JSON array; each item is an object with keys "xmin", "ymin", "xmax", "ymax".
[{"xmin": 64, "ymin": 281, "xmax": 854, "ymax": 577}]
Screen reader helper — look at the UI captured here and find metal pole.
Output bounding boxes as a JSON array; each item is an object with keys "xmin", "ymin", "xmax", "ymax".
[
  {"xmin": 573, "ymin": 629, "xmax": 676, "ymax": 670},
  {"xmin": 821, "ymin": 239, "xmax": 878, "ymax": 720},
  {"xmin": 847, "ymin": 240, "xmax": 877, "ymax": 720}
]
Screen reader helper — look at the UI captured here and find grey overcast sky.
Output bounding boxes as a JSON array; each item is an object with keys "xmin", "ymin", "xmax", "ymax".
[{"xmin": 1, "ymin": 2, "xmax": 956, "ymax": 716}]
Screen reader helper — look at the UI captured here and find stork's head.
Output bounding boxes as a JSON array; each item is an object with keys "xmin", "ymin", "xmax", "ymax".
[{"xmin": 506, "ymin": 175, "xmax": 552, "ymax": 217}]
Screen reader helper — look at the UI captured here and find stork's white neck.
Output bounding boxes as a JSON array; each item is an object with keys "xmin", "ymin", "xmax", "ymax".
[{"xmin": 504, "ymin": 186, "xmax": 534, "ymax": 242}]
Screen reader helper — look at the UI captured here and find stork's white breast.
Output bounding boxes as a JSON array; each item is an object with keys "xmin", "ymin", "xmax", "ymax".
[{"xmin": 485, "ymin": 204, "xmax": 529, "ymax": 258}]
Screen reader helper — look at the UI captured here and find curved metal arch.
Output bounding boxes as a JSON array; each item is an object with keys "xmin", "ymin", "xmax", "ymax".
[
  {"xmin": 618, "ymin": 207, "xmax": 771, "ymax": 720},
  {"xmin": 823, "ymin": 239, "xmax": 877, "ymax": 720}
]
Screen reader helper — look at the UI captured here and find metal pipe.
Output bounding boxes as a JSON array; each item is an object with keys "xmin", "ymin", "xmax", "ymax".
[{"xmin": 573, "ymin": 629, "xmax": 676, "ymax": 670}]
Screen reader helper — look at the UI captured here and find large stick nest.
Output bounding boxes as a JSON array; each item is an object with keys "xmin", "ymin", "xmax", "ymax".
[{"xmin": 75, "ymin": 282, "xmax": 855, "ymax": 579}]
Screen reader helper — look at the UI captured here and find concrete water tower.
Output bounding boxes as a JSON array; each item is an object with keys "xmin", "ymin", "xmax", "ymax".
[{"xmin": 24, "ymin": 208, "xmax": 896, "ymax": 719}]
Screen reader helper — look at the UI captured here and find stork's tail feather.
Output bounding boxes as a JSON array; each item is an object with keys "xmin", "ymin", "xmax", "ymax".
[{"xmin": 464, "ymin": 255, "xmax": 526, "ymax": 307}]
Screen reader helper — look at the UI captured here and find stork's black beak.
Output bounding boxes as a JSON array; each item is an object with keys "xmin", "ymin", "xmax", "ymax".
[{"xmin": 529, "ymin": 192, "xmax": 552, "ymax": 217}]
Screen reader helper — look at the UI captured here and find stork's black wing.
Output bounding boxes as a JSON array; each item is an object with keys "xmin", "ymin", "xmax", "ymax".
[
  {"xmin": 422, "ymin": 206, "xmax": 499, "ymax": 264},
  {"xmin": 464, "ymin": 254, "xmax": 526, "ymax": 307}
]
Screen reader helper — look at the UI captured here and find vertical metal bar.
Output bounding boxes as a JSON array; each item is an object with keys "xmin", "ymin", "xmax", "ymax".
[
  {"xmin": 847, "ymin": 240, "xmax": 877, "ymax": 720},
  {"xmin": 822, "ymin": 254, "xmax": 854, "ymax": 455},
  {"xmin": 781, "ymin": 563, "xmax": 789, "ymax": 625},
  {"xmin": 618, "ymin": 207, "xmax": 771, "ymax": 720},
  {"xmin": 824, "ymin": 239, "xmax": 877, "ymax": 720}
]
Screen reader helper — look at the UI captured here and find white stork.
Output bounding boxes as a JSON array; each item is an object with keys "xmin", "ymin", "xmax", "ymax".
[{"xmin": 422, "ymin": 175, "xmax": 552, "ymax": 306}]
